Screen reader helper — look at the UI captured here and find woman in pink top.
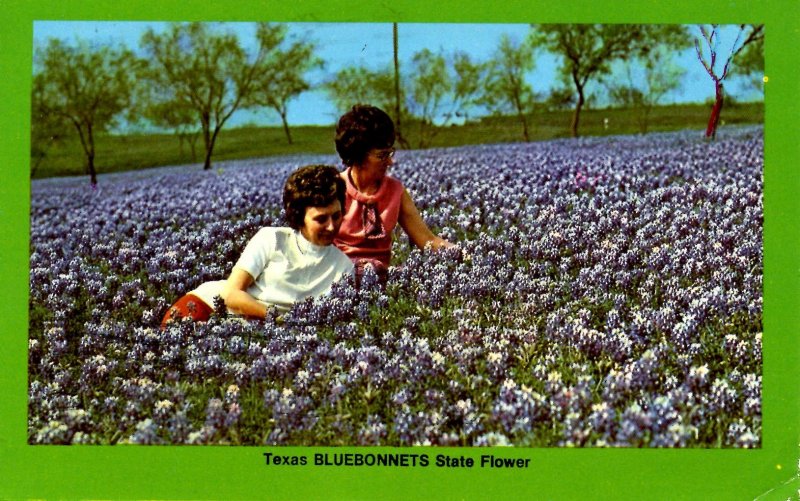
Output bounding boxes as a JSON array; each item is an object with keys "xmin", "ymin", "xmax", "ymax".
[{"xmin": 333, "ymin": 105, "xmax": 453, "ymax": 280}]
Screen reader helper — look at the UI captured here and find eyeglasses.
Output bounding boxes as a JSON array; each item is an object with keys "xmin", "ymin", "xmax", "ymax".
[{"xmin": 370, "ymin": 148, "xmax": 395, "ymax": 161}]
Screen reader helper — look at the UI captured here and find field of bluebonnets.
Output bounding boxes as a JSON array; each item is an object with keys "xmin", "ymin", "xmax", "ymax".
[{"xmin": 28, "ymin": 125, "xmax": 763, "ymax": 447}]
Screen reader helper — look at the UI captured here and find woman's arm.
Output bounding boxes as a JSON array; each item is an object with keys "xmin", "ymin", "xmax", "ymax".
[
  {"xmin": 397, "ymin": 188, "xmax": 454, "ymax": 250},
  {"xmin": 220, "ymin": 267, "xmax": 269, "ymax": 319}
]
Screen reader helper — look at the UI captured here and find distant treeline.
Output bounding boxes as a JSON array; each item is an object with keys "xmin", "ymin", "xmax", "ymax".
[
  {"xmin": 31, "ymin": 23, "xmax": 763, "ymax": 183},
  {"xmin": 31, "ymin": 102, "xmax": 764, "ymax": 181}
]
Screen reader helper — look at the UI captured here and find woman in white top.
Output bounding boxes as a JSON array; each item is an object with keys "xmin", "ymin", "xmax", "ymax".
[{"xmin": 161, "ymin": 165, "xmax": 354, "ymax": 328}]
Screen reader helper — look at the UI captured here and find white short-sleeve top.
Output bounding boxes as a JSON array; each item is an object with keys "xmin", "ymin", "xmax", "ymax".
[{"xmin": 191, "ymin": 227, "xmax": 354, "ymax": 312}]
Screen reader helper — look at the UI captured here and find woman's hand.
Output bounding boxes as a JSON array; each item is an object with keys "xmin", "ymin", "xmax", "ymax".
[
  {"xmin": 430, "ymin": 236, "xmax": 457, "ymax": 250},
  {"xmin": 220, "ymin": 267, "xmax": 269, "ymax": 319},
  {"xmin": 398, "ymin": 188, "xmax": 454, "ymax": 251}
]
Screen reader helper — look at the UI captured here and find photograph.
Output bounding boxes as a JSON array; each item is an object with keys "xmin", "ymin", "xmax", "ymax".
[{"xmin": 3, "ymin": 0, "xmax": 799, "ymax": 499}]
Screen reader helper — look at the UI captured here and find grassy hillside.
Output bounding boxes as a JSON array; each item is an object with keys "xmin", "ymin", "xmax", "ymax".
[{"xmin": 30, "ymin": 101, "xmax": 763, "ymax": 179}]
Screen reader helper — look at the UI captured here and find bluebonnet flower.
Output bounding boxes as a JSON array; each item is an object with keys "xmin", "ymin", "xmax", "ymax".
[
  {"xmin": 128, "ymin": 418, "xmax": 163, "ymax": 445},
  {"xmin": 27, "ymin": 127, "xmax": 763, "ymax": 446},
  {"xmin": 357, "ymin": 415, "xmax": 388, "ymax": 445},
  {"xmin": 493, "ymin": 379, "xmax": 548, "ymax": 437},
  {"xmin": 474, "ymin": 432, "xmax": 512, "ymax": 447},
  {"xmin": 727, "ymin": 420, "xmax": 759, "ymax": 448},
  {"xmin": 616, "ymin": 402, "xmax": 652, "ymax": 446}
]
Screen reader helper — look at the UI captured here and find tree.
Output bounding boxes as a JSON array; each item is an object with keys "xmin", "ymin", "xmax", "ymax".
[
  {"xmin": 695, "ymin": 24, "xmax": 764, "ymax": 139},
  {"xmin": 247, "ymin": 24, "xmax": 322, "ymax": 145},
  {"xmin": 141, "ymin": 22, "xmax": 273, "ymax": 170},
  {"xmin": 403, "ymin": 49, "xmax": 487, "ymax": 148},
  {"xmin": 606, "ymin": 25, "xmax": 690, "ymax": 133},
  {"xmin": 32, "ymin": 39, "xmax": 139, "ymax": 185},
  {"xmin": 30, "ymin": 77, "xmax": 68, "ymax": 178},
  {"xmin": 546, "ymin": 86, "xmax": 576, "ymax": 111},
  {"xmin": 531, "ymin": 24, "xmax": 651, "ymax": 138},
  {"xmin": 448, "ymin": 51, "xmax": 488, "ymax": 124},
  {"xmin": 481, "ymin": 34, "xmax": 536, "ymax": 142},
  {"xmin": 145, "ymin": 101, "xmax": 201, "ymax": 161},
  {"xmin": 607, "ymin": 45, "xmax": 687, "ymax": 133},
  {"xmin": 325, "ymin": 65, "xmax": 400, "ymax": 116},
  {"xmin": 407, "ymin": 49, "xmax": 450, "ymax": 148}
]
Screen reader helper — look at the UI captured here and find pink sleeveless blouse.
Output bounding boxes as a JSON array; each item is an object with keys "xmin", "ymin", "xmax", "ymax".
[{"xmin": 334, "ymin": 168, "xmax": 404, "ymax": 269}]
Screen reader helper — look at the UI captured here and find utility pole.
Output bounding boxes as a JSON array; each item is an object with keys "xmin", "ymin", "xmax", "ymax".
[{"xmin": 393, "ymin": 22, "xmax": 410, "ymax": 148}]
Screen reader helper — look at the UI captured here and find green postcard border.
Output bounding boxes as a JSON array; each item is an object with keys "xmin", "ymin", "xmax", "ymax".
[{"xmin": 2, "ymin": 0, "xmax": 798, "ymax": 499}]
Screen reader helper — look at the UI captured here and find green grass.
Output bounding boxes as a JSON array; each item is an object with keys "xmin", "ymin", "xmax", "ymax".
[{"xmin": 31, "ymin": 101, "xmax": 764, "ymax": 180}]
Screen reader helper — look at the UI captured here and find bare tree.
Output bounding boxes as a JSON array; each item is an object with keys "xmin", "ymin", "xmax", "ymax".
[{"xmin": 695, "ymin": 24, "xmax": 764, "ymax": 139}]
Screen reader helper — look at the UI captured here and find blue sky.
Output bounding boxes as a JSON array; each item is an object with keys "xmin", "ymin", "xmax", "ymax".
[{"xmin": 33, "ymin": 21, "xmax": 762, "ymax": 127}]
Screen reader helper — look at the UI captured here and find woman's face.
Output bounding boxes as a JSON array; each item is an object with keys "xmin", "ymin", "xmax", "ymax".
[
  {"xmin": 357, "ymin": 147, "xmax": 395, "ymax": 179},
  {"xmin": 300, "ymin": 199, "xmax": 343, "ymax": 246}
]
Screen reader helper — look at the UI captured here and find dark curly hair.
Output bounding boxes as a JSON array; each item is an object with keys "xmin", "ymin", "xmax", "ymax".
[
  {"xmin": 334, "ymin": 104, "xmax": 396, "ymax": 167},
  {"xmin": 283, "ymin": 165, "xmax": 346, "ymax": 230}
]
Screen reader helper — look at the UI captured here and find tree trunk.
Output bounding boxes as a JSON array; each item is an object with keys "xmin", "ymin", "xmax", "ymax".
[
  {"xmin": 705, "ymin": 82, "xmax": 724, "ymax": 139},
  {"xmin": 571, "ymin": 89, "xmax": 585, "ymax": 138},
  {"xmin": 204, "ymin": 126, "xmax": 224, "ymax": 170},
  {"xmin": 517, "ymin": 110, "xmax": 530, "ymax": 142},
  {"xmin": 86, "ymin": 123, "xmax": 97, "ymax": 185},
  {"xmin": 392, "ymin": 22, "xmax": 410, "ymax": 149},
  {"xmin": 203, "ymin": 142, "xmax": 214, "ymax": 170},
  {"xmin": 31, "ymin": 153, "xmax": 44, "ymax": 178},
  {"xmin": 73, "ymin": 120, "xmax": 97, "ymax": 185},
  {"xmin": 87, "ymin": 152, "xmax": 97, "ymax": 185},
  {"xmin": 511, "ymin": 89, "xmax": 530, "ymax": 142},
  {"xmin": 202, "ymin": 119, "xmax": 213, "ymax": 170},
  {"xmin": 280, "ymin": 112, "xmax": 293, "ymax": 145}
]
